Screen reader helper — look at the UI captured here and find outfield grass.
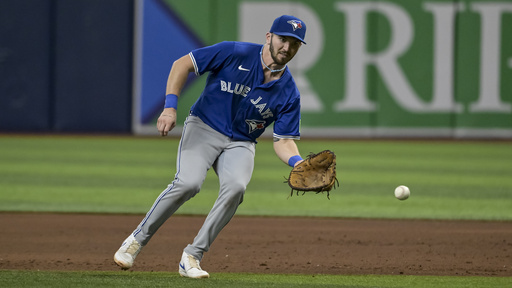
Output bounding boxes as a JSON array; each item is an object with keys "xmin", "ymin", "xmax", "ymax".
[
  {"xmin": 1, "ymin": 135, "xmax": 511, "ymax": 220},
  {"xmin": 1, "ymin": 270, "xmax": 510, "ymax": 288}
]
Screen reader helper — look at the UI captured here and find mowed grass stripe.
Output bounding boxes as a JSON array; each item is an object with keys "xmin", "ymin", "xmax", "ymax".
[{"xmin": 1, "ymin": 136, "xmax": 511, "ymax": 219}]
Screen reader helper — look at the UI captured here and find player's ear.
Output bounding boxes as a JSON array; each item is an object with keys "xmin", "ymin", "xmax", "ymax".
[{"xmin": 265, "ymin": 32, "xmax": 272, "ymax": 44}]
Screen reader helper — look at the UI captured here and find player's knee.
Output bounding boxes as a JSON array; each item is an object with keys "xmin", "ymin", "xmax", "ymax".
[
  {"xmin": 223, "ymin": 192, "xmax": 244, "ymax": 208},
  {"xmin": 172, "ymin": 181, "xmax": 202, "ymax": 199},
  {"xmin": 223, "ymin": 181, "xmax": 246, "ymax": 202},
  {"xmin": 184, "ymin": 183, "xmax": 202, "ymax": 196}
]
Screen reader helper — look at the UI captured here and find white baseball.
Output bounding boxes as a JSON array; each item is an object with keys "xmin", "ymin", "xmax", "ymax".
[{"xmin": 394, "ymin": 185, "xmax": 410, "ymax": 200}]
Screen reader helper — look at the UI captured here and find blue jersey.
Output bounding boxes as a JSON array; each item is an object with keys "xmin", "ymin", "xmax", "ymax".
[{"xmin": 188, "ymin": 41, "xmax": 301, "ymax": 143}]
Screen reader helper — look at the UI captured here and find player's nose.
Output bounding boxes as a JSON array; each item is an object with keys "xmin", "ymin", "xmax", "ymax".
[{"xmin": 281, "ymin": 41, "xmax": 290, "ymax": 51}]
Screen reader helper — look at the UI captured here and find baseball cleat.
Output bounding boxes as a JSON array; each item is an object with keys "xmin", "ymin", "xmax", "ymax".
[
  {"xmin": 114, "ymin": 234, "xmax": 142, "ymax": 270},
  {"xmin": 178, "ymin": 251, "xmax": 210, "ymax": 278}
]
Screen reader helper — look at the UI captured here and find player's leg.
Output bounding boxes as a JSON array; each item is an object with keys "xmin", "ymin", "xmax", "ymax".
[
  {"xmin": 132, "ymin": 116, "xmax": 226, "ymax": 245},
  {"xmin": 114, "ymin": 116, "xmax": 226, "ymax": 269},
  {"xmin": 183, "ymin": 141, "xmax": 255, "ymax": 261}
]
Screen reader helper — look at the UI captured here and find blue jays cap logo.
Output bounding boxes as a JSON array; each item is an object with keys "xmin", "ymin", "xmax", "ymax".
[
  {"xmin": 270, "ymin": 15, "xmax": 307, "ymax": 44},
  {"xmin": 287, "ymin": 20, "xmax": 303, "ymax": 31}
]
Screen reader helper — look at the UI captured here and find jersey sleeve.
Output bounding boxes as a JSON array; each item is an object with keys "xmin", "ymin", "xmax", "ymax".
[
  {"xmin": 189, "ymin": 41, "xmax": 235, "ymax": 76},
  {"xmin": 273, "ymin": 96, "xmax": 301, "ymax": 140}
]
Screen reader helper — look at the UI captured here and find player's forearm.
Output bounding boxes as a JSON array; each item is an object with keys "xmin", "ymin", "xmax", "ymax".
[
  {"xmin": 273, "ymin": 138, "xmax": 302, "ymax": 166},
  {"xmin": 166, "ymin": 55, "xmax": 195, "ymax": 96}
]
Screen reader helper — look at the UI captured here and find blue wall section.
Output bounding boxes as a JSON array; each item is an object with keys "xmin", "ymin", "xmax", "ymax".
[
  {"xmin": 138, "ymin": 0, "xmax": 204, "ymax": 125},
  {"xmin": 0, "ymin": 0, "xmax": 52, "ymax": 131},
  {"xmin": 53, "ymin": 0, "xmax": 133, "ymax": 132},
  {"xmin": 0, "ymin": 0, "xmax": 133, "ymax": 133}
]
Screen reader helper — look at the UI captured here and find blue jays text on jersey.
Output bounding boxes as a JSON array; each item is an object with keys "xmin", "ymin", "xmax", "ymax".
[{"xmin": 188, "ymin": 41, "xmax": 301, "ymax": 143}]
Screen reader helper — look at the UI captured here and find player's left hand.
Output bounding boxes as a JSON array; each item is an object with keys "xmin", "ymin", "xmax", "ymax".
[
  {"xmin": 157, "ymin": 108, "xmax": 177, "ymax": 136},
  {"xmin": 287, "ymin": 150, "xmax": 338, "ymax": 199}
]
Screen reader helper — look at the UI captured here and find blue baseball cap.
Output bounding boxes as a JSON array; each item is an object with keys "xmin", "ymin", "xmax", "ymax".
[{"xmin": 270, "ymin": 15, "xmax": 307, "ymax": 44}]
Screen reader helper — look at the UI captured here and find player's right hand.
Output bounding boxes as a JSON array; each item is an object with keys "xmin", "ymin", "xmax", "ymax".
[{"xmin": 157, "ymin": 108, "xmax": 177, "ymax": 136}]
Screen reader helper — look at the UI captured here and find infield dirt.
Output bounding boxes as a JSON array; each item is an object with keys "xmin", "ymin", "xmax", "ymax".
[{"xmin": 1, "ymin": 213, "xmax": 510, "ymax": 276}]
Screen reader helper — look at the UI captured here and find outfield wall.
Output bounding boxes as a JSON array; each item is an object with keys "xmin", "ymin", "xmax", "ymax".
[
  {"xmin": 0, "ymin": 0, "xmax": 133, "ymax": 133},
  {"xmin": 134, "ymin": 0, "xmax": 512, "ymax": 138},
  {"xmin": 1, "ymin": 0, "xmax": 511, "ymax": 138}
]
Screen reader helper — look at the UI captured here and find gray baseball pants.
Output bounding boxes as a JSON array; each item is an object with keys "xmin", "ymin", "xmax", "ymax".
[{"xmin": 132, "ymin": 115, "xmax": 255, "ymax": 261}]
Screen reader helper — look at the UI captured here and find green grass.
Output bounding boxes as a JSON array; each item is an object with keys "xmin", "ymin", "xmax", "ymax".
[
  {"xmin": 1, "ymin": 270, "xmax": 510, "ymax": 288},
  {"xmin": 0, "ymin": 135, "xmax": 511, "ymax": 219}
]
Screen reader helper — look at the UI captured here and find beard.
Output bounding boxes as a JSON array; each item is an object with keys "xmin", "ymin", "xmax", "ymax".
[{"xmin": 269, "ymin": 37, "xmax": 290, "ymax": 66}]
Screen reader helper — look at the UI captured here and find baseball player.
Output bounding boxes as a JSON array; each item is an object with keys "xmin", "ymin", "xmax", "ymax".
[{"xmin": 114, "ymin": 15, "xmax": 307, "ymax": 278}]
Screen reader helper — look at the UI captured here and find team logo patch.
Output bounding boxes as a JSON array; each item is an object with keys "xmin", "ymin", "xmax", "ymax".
[
  {"xmin": 287, "ymin": 20, "xmax": 303, "ymax": 31},
  {"xmin": 245, "ymin": 119, "xmax": 266, "ymax": 134}
]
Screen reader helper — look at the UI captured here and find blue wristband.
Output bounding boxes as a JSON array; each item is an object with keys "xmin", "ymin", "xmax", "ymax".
[
  {"xmin": 288, "ymin": 155, "xmax": 303, "ymax": 167},
  {"xmin": 164, "ymin": 94, "xmax": 178, "ymax": 109}
]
